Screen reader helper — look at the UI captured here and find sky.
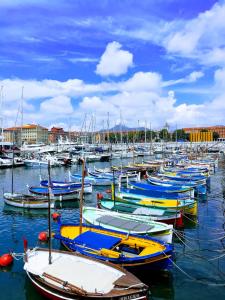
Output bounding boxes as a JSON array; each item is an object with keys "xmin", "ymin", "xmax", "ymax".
[{"xmin": 0, "ymin": 0, "xmax": 225, "ymax": 131}]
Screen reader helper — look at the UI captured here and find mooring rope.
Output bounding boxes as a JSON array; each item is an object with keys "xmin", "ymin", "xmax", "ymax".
[
  {"xmin": 164, "ymin": 251, "xmax": 225, "ymax": 286},
  {"xmin": 173, "ymin": 229, "xmax": 225, "ymax": 242}
]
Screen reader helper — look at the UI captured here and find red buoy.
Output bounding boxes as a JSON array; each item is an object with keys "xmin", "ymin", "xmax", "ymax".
[
  {"xmin": 38, "ymin": 231, "xmax": 48, "ymax": 242},
  {"xmin": 97, "ymin": 193, "xmax": 103, "ymax": 200},
  {"xmin": 0, "ymin": 254, "xmax": 13, "ymax": 267},
  {"xmin": 52, "ymin": 212, "xmax": 60, "ymax": 220},
  {"xmin": 105, "ymin": 189, "xmax": 112, "ymax": 194}
]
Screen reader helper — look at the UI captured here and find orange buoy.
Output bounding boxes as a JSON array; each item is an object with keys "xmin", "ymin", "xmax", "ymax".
[
  {"xmin": 38, "ymin": 231, "xmax": 48, "ymax": 242},
  {"xmin": 97, "ymin": 193, "xmax": 103, "ymax": 200},
  {"xmin": 105, "ymin": 189, "xmax": 112, "ymax": 194},
  {"xmin": 52, "ymin": 212, "xmax": 60, "ymax": 220},
  {"xmin": 0, "ymin": 254, "xmax": 13, "ymax": 267}
]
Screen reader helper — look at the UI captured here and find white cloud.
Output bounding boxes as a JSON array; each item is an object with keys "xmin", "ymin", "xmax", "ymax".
[
  {"xmin": 214, "ymin": 68, "xmax": 225, "ymax": 88},
  {"xmin": 96, "ymin": 41, "xmax": 133, "ymax": 77},
  {"xmin": 121, "ymin": 72, "xmax": 162, "ymax": 92},
  {"xmin": 1, "ymin": 68, "xmax": 225, "ymax": 129},
  {"xmin": 40, "ymin": 95, "xmax": 73, "ymax": 115},
  {"xmin": 112, "ymin": 3, "xmax": 225, "ymax": 68},
  {"xmin": 163, "ymin": 71, "xmax": 204, "ymax": 87}
]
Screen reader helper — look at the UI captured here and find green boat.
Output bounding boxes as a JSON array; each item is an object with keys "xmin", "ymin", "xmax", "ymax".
[{"xmin": 83, "ymin": 206, "xmax": 173, "ymax": 243}]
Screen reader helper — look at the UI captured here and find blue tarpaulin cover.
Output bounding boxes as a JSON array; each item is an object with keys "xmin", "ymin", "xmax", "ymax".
[{"xmin": 74, "ymin": 230, "xmax": 121, "ymax": 250}]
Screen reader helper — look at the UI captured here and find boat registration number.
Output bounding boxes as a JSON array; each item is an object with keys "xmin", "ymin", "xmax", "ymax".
[{"xmin": 119, "ymin": 294, "xmax": 141, "ymax": 300}]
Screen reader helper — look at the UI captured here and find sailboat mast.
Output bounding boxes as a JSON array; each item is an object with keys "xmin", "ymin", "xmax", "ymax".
[
  {"xmin": 0, "ymin": 86, "xmax": 4, "ymax": 143},
  {"xmin": 120, "ymin": 110, "xmax": 122, "ymax": 144},
  {"xmin": 47, "ymin": 161, "xmax": 52, "ymax": 265},
  {"xmin": 144, "ymin": 120, "xmax": 147, "ymax": 144},
  {"xmin": 107, "ymin": 112, "xmax": 110, "ymax": 144},
  {"xmin": 79, "ymin": 158, "xmax": 85, "ymax": 234},
  {"xmin": 11, "ymin": 136, "xmax": 14, "ymax": 195},
  {"xmin": 20, "ymin": 86, "xmax": 24, "ymax": 146}
]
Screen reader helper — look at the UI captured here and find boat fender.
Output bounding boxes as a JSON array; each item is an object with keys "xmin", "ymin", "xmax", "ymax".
[
  {"xmin": 38, "ymin": 231, "xmax": 48, "ymax": 242},
  {"xmin": 52, "ymin": 212, "xmax": 60, "ymax": 221},
  {"xmin": 96, "ymin": 193, "xmax": 103, "ymax": 200},
  {"xmin": 0, "ymin": 254, "xmax": 13, "ymax": 267}
]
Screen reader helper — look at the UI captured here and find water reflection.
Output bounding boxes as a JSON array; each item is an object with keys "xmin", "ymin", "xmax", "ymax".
[{"xmin": 138, "ymin": 271, "xmax": 174, "ymax": 300}]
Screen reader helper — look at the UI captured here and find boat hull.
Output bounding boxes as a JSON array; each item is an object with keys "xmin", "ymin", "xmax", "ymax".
[
  {"xmin": 3, "ymin": 193, "xmax": 54, "ymax": 209},
  {"xmin": 25, "ymin": 248, "xmax": 148, "ymax": 300},
  {"xmin": 54, "ymin": 224, "xmax": 173, "ymax": 272}
]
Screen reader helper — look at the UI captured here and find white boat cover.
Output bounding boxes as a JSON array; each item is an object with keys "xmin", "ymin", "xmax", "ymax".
[{"xmin": 24, "ymin": 249, "xmax": 124, "ymax": 293}]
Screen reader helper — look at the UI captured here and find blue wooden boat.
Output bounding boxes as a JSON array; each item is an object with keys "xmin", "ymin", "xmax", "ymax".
[
  {"xmin": 129, "ymin": 181, "xmax": 195, "ymax": 198},
  {"xmin": 148, "ymin": 175, "xmax": 207, "ymax": 195},
  {"xmin": 40, "ymin": 180, "xmax": 92, "ymax": 194},
  {"xmin": 54, "ymin": 221, "xmax": 173, "ymax": 272},
  {"xmin": 114, "ymin": 191, "xmax": 197, "ymax": 215},
  {"xmin": 158, "ymin": 172, "xmax": 207, "ymax": 183},
  {"xmin": 29, "ymin": 186, "xmax": 80, "ymax": 201},
  {"xmin": 120, "ymin": 187, "xmax": 191, "ymax": 200}
]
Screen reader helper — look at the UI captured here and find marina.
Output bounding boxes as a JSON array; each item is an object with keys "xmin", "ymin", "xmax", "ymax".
[
  {"xmin": 1, "ymin": 2, "xmax": 225, "ymax": 299},
  {"xmin": 0, "ymin": 144, "xmax": 225, "ymax": 300}
]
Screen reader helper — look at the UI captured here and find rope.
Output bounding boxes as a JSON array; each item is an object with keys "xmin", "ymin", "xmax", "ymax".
[
  {"xmin": 182, "ymin": 213, "xmax": 198, "ymax": 224},
  {"xmin": 208, "ymin": 252, "xmax": 225, "ymax": 261},
  {"xmin": 11, "ymin": 252, "xmax": 24, "ymax": 261},
  {"xmin": 173, "ymin": 230, "xmax": 194, "ymax": 250},
  {"xmin": 164, "ymin": 251, "xmax": 225, "ymax": 286},
  {"xmin": 173, "ymin": 229, "xmax": 225, "ymax": 242}
]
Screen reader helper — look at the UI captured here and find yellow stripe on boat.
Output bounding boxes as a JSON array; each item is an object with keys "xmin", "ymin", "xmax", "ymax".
[
  {"xmin": 139, "ymin": 198, "xmax": 180, "ymax": 208},
  {"xmin": 60, "ymin": 225, "xmax": 167, "ymax": 258}
]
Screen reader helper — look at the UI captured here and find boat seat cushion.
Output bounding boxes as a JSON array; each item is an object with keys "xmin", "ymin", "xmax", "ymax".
[{"xmin": 74, "ymin": 230, "xmax": 121, "ymax": 250}]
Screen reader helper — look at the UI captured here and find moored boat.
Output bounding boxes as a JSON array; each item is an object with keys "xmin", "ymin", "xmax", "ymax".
[
  {"xmin": 98, "ymin": 197, "xmax": 183, "ymax": 227},
  {"xmin": 54, "ymin": 222, "xmax": 173, "ymax": 272},
  {"xmin": 24, "ymin": 247, "xmax": 149, "ymax": 300},
  {"xmin": 40, "ymin": 180, "xmax": 93, "ymax": 194},
  {"xmin": 29, "ymin": 186, "xmax": 80, "ymax": 201},
  {"xmin": 83, "ymin": 206, "xmax": 173, "ymax": 243},
  {"xmin": 3, "ymin": 192, "xmax": 55, "ymax": 209}
]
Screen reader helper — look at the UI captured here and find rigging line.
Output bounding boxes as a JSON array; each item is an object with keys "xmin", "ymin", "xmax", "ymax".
[
  {"xmin": 182, "ymin": 213, "xmax": 198, "ymax": 223},
  {"xmin": 173, "ymin": 231, "xmax": 194, "ymax": 250},
  {"xmin": 208, "ymin": 252, "xmax": 225, "ymax": 261},
  {"xmin": 163, "ymin": 251, "xmax": 225, "ymax": 286},
  {"xmin": 176, "ymin": 227, "xmax": 225, "ymax": 235},
  {"xmin": 173, "ymin": 230, "xmax": 225, "ymax": 242}
]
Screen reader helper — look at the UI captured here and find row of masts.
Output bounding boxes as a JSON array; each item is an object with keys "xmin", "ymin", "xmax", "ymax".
[{"xmin": 0, "ymin": 85, "xmax": 180, "ymax": 146}]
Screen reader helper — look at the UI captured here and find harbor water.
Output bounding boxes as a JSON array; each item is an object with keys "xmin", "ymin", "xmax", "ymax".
[{"xmin": 0, "ymin": 157, "xmax": 225, "ymax": 300}]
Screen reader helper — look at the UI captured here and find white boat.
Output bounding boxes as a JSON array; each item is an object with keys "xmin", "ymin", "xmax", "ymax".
[
  {"xmin": 24, "ymin": 248, "xmax": 148, "ymax": 300},
  {"xmin": 83, "ymin": 206, "xmax": 173, "ymax": 243},
  {"xmin": 24, "ymin": 156, "xmax": 62, "ymax": 168},
  {"xmin": 3, "ymin": 193, "xmax": 55, "ymax": 209}
]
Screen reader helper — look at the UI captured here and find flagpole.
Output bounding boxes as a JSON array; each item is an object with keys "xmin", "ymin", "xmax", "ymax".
[{"xmin": 79, "ymin": 158, "xmax": 85, "ymax": 234}]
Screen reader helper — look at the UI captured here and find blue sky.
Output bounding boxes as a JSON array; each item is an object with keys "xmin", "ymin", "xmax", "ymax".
[{"xmin": 0, "ymin": 0, "xmax": 225, "ymax": 131}]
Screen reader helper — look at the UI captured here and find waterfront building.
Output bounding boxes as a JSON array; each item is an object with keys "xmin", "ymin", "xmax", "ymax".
[
  {"xmin": 49, "ymin": 127, "xmax": 66, "ymax": 143},
  {"xmin": 3, "ymin": 124, "xmax": 49, "ymax": 145},
  {"xmin": 183, "ymin": 125, "xmax": 225, "ymax": 141},
  {"xmin": 189, "ymin": 131, "xmax": 213, "ymax": 142}
]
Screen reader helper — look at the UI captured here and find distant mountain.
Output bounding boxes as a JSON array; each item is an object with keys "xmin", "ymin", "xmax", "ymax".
[{"xmin": 100, "ymin": 123, "xmax": 148, "ymax": 132}]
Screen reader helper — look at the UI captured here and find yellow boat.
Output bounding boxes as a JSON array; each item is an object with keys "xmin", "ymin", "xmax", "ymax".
[{"xmin": 54, "ymin": 222, "xmax": 173, "ymax": 272}]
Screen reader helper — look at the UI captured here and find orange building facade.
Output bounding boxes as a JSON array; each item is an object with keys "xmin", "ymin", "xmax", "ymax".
[{"xmin": 183, "ymin": 125, "xmax": 225, "ymax": 142}]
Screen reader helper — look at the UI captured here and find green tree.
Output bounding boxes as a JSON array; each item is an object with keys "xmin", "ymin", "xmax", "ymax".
[
  {"xmin": 172, "ymin": 129, "xmax": 187, "ymax": 141},
  {"xmin": 213, "ymin": 131, "xmax": 219, "ymax": 140},
  {"xmin": 159, "ymin": 129, "xmax": 169, "ymax": 141}
]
